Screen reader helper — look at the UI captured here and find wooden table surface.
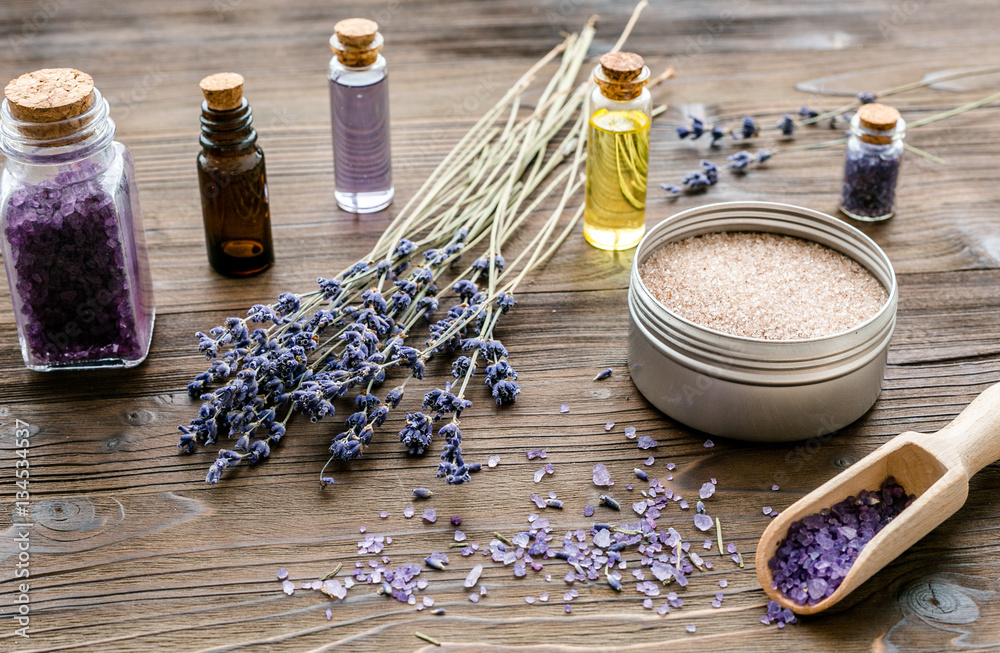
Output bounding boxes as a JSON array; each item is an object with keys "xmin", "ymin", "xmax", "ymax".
[{"xmin": 3, "ymin": 1, "xmax": 1000, "ymax": 651}]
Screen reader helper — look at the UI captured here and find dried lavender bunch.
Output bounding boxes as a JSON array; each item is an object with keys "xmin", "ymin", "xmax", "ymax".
[{"xmin": 177, "ymin": 15, "xmax": 611, "ymax": 486}]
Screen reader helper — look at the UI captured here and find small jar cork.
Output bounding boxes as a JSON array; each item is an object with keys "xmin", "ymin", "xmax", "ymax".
[
  {"xmin": 595, "ymin": 52, "xmax": 649, "ymax": 102},
  {"xmin": 330, "ymin": 18, "xmax": 383, "ymax": 67},
  {"xmin": 856, "ymin": 103, "xmax": 901, "ymax": 145},
  {"xmin": 3, "ymin": 68, "xmax": 98, "ymax": 143},
  {"xmin": 200, "ymin": 73, "xmax": 245, "ymax": 112}
]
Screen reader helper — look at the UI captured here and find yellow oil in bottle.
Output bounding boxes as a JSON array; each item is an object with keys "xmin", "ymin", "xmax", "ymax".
[{"xmin": 584, "ymin": 108, "xmax": 650, "ymax": 251}]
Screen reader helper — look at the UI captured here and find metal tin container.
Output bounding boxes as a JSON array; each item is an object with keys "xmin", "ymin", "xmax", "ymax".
[{"xmin": 628, "ymin": 201, "xmax": 897, "ymax": 442}]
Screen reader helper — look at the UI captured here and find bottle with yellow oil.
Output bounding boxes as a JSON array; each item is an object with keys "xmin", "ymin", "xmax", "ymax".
[{"xmin": 584, "ymin": 52, "xmax": 652, "ymax": 251}]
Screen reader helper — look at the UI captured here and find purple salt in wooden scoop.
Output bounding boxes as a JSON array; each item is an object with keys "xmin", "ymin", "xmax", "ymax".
[{"xmin": 756, "ymin": 382, "xmax": 1000, "ymax": 615}]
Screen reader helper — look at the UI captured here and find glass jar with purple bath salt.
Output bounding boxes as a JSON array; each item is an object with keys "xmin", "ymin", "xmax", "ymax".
[
  {"xmin": 840, "ymin": 102, "xmax": 905, "ymax": 222},
  {"xmin": 328, "ymin": 18, "xmax": 394, "ymax": 214},
  {"xmin": 0, "ymin": 68, "xmax": 155, "ymax": 371}
]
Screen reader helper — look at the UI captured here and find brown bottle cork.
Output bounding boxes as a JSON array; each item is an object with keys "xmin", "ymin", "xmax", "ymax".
[
  {"xmin": 4, "ymin": 68, "xmax": 95, "ymax": 123},
  {"xmin": 595, "ymin": 52, "xmax": 648, "ymax": 102},
  {"xmin": 331, "ymin": 18, "xmax": 382, "ymax": 67},
  {"xmin": 856, "ymin": 103, "xmax": 900, "ymax": 144},
  {"xmin": 200, "ymin": 73, "xmax": 245, "ymax": 111}
]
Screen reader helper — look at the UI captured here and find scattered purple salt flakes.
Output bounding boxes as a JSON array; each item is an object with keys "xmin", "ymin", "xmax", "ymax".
[
  {"xmin": 643, "ymin": 598, "xmax": 653, "ymax": 609},
  {"xmin": 637, "ymin": 435, "xmax": 659, "ymax": 449},
  {"xmin": 605, "ymin": 421, "xmax": 615, "ymax": 431},
  {"xmin": 525, "ymin": 596, "xmax": 536, "ymax": 604},
  {"xmin": 726, "ymin": 542, "xmax": 738, "ymax": 554},
  {"xmin": 699, "ymin": 482, "xmax": 716, "ymax": 499},
  {"xmin": 711, "ymin": 600, "xmax": 722, "ymax": 608},
  {"xmin": 769, "ymin": 509, "xmax": 780, "ymax": 518},
  {"xmin": 359, "ymin": 525, "xmax": 367, "ymax": 533},
  {"xmin": 715, "ymin": 592, "xmax": 724, "ymax": 602},
  {"xmin": 763, "ymin": 506, "xmax": 772, "ymax": 515},
  {"xmin": 624, "ymin": 426, "xmax": 637, "ymax": 439},
  {"xmin": 464, "ymin": 564, "xmax": 483, "ymax": 588},
  {"xmin": 703, "ymin": 539, "xmax": 713, "ymax": 550},
  {"xmin": 703, "ymin": 439, "xmax": 714, "ymax": 448},
  {"xmin": 686, "ymin": 625, "xmax": 696, "ymax": 633},
  {"xmin": 533, "ymin": 467, "xmax": 546, "ymax": 483},
  {"xmin": 657, "ymin": 603, "xmax": 670, "ymax": 616},
  {"xmin": 423, "ymin": 596, "xmax": 434, "ymax": 607},
  {"xmin": 666, "ymin": 462, "xmax": 676, "ymax": 470},
  {"xmin": 526, "ymin": 449, "xmax": 547, "ymax": 460},
  {"xmin": 592, "ymin": 463, "xmax": 614, "ymax": 487},
  {"xmin": 693, "ymin": 514, "xmax": 713, "ymax": 531},
  {"xmin": 772, "ymin": 484, "xmax": 780, "ymax": 491},
  {"xmin": 379, "ymin": 510, "xmax": 389, "ymax": 519},
  {"xmin": 559, "ymin": 403, "xmax": 570, "ymax": 413},
  {"xmin": 530, "ymin": 492, "xmax": 546, "ymax": 508},
  {"xmin": 679, "ymin": 500, "xmax": 689, "ymax": 510},
  {"xmin": 632, "ymin": 501, "xmax": 648, "ymax": 516},
  {"xmin": 539, "ymin": 593, "xmax": 549, "ymax": 602},
  {"xmin": 454, "ymin": 530, "xmax": 467, "ymax": 542},
  {"xmin": 626, "ymin": 484, "xmax": 633, "ymax": 490},
  {"xmin": 480, "ymin": 585, "xmax": 487, "ymax": 596},
  {"xmin": 584, "ymin": 504, "xmax": 595, "ymax": 517},
  {"xmin": 565, "ymin": 604, "xmax": 572, "ymax": 613},
  {"xmin": 469, "ymin": 593, "xmax": 480, "ymax": 603},
  {"xmin": 488, "ymin": 455, "xmax": 500, "ymax": 467},
  {"xmin": 276, "ymin": 568, "xmax": 288, "ymax": 580},
  {"xmin": 281, "ymin": 580, "xmax": 295, "ymax": 596},
  {"xmin": 403, "ymin": 506, "xmax": 415, "ymax": 519},
  {"xmin": 422, "ymin": 509, "xmax": 437, "ymax": 523},
  {"xmin": 325, "ymin": 608, "xmax": 333, "ymax": 620},
  {"xmin": 643, "ymin": 456, "xmax": 655, "ymax": 466}
]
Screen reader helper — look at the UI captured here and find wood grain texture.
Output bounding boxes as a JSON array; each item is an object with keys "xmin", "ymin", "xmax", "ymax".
[{"xmin": 2, "ymin": 0, "xmax": 1000, "ymax": 651}]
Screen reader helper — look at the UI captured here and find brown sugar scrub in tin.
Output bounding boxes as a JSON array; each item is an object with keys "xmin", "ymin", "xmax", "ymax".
[{"xmin": 639, "ymin": 232, "xmax": 888, "ymax": 341}]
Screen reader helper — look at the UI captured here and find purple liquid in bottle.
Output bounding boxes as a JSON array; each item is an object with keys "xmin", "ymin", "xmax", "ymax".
[{"xmin": 329, "ymin": 70, "xmax": 393, "ymax": 213}]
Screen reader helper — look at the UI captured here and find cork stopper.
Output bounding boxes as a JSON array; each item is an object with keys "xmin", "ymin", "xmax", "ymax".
[
  {"xmin": 595, "ymin": 52, "xmax": 649, "ymax": 102},
  {"xmin": 857, "ymin": 103, "xmax": 900, "ymax": 131},
  {"xmin": 200, "ymin": 73, "xmax": 245, "ymax": 111},
  {"xmin": 330, "ymin": 18, "xmax": 383, "ymax": 67},
  {"xmin": 855, "ymin": 103, "xmax": 901, "ymax": 145},
  {"xmin": 4, "ymin": 68, "xmax": 95, "ymax": 123}
]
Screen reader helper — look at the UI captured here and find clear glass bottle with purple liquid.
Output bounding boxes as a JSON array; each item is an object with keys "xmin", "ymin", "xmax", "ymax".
[
  {"xmin": 840, "ymin": 102, "xmax": 905, "ymax": 222},
  {"xmin": 0, "ymin": 68, "xmax": 155, "ymax": 371},
  {"xmin": 328, "ymin": 18, "xmax": 393, "ymax": 214}
]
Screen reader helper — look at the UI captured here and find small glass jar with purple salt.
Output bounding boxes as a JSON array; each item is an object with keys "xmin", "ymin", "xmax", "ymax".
[
  {"xmin": 839, "ymin": 102, "xmax": 905, "ymax": 222},
  {"xmin": 0, "ymin": 68, "xmax": 155, "ymax": 371}
]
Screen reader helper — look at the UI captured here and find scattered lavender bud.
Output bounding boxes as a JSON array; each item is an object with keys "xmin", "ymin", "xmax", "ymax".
[
  {"xmin": 545, "ymin": 498, "xmax": 564, "ymax": 509},
  {"xmin": 592, "ymin": 463, "xmax": 614, "ymax": 487},
  {"xmin": 431, "ymin": 608, "xmax": 446, "ymax": 615},
  {"xmin": 599, "ymin": 494, "xmax": 621, "ymax": 510},
  {"xmin": 857, "ymin": 91, "xmax": 876, "ymax": 104},
  {"xmin": 634, "ymin": 468, "xmax": 649, "ymax": 482},
  {"xmin": 593, "ymin": 368, "xmax": 613, "ymax": 381},
  {"xmin": 412, "ymin": 488, "xmax": 433, "ymax": 499},
  {"xmin": 624, "ymin": 426, "xmax": 637, "ymax": 439},
  {"xmin": 637, "ymin": 435, "xmax": 658, "ymax": 449},
  {"xmin": 422, "ymin": 509, "xmax": 437, "ymax": 523}
]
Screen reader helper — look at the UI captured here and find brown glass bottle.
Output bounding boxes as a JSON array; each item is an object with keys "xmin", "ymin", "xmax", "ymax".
[{"xmin": 197, "ymin": 73, "xmax": 274, "ymax": 276}]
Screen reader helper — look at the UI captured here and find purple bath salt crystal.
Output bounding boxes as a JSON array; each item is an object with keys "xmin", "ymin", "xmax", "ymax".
[
  {"xmin": 281, "ymin": 580, "xmax": 295, "ymax": 596},
  {"xmin": 559, "ymin": 403, "xmax": 570, "ymax": 413},
  {"xmin": 699, "ymin": 482, "xmax": 716, "ymax": 499},
  {"xmin": 326, "ymin": 608, "xmax": 333, "ymax": 620},
  {"xmin": 379, "ymin": 510, "xmax": 389, "ymax": 519},
  {"xmin": 422, "ymin": 509, "xmax": 437, "ymax": 523},
  {"xmin": 686, "ymin": 625, "xmax": 696, "ymax": 633},
  {"xmin": 703, "ymin": 439, "xmax": 714, "ymax": 448},
  {"xmin": 605, "ymin": 421, "xmax": 615, "ymax": 431},
  {"xmin": 583, "ymin": 504, "xmax": 594, "ymax": 517},
  {"xmin": 772, "ymin": 484, "xmax": 780, "ymax": 491},
  {"xmin": 592, "ymin": 463, "xmax": 613, "ymax": 487},
  {"xmin": 276, "ymin": 568, "xmax": 288, "ymax": 580},
  {"xmin": 465, "ymin": 564, "xmax": 483, "ymax": 588},
  {"xmin": 768, "ymin": 477, "xmax": 913, "ymax": 606},
  {"xmin": 693, "ymin": 514, "xmax": 713, "ymax": 531},
  {"xmin": 637, "ymin": 435, "xmax": 658, "ymax": 449},
  {"xmin": 529, "ymin": 492, "xmax": 546, "ymax": 508},
  {"xmin": 643, "ymin": 456, "xmax": 655, "ymax": 466},
  {"xmin": 533, "ymin": 467, "xmax": 547, "ymax": 483},
  {"xmin": 403, "ymin": 506, "xmax": 414, "ymax": 518},
  {"xmin": 624, "ymin": 426, "xmax": 637, "ymax": 439},
  {"xmin": 3, "ymin": 163, "xmax": 154, "ymax": 368},
  {"xmin": 488, "ymin": 455, "xmax": 501, "ymax": 467},
  {"xmin": 526, "ymin": 449, "xmax": 547, "ymax": 460},
  {"xmin": 451, "ymin": 515, "xmax": 462, "ymax": 526}
]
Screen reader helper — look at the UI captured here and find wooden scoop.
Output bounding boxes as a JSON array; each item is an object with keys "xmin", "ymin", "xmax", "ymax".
[{"xmin": 755, "ymin": 382, "xmax": 1000, "ymax": 615}]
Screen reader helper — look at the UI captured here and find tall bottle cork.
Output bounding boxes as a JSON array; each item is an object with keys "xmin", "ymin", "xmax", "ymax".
[
  {"xmin": 595, "ymin": 52, "xmax": 649, "ymax": 102},
  {"xmin": 856, "ymin": 103, "xmax": 901, "ymax": 145},
  {"xmin": 3, "ymin": 68, "xmax": 98, "ymax": 142},
  {"xmin": 199, "ymin": 72, "xmax": 245, "ymax": 112},
  {"xmin": 330, "ymin": 18, "xmax": 382, "ymax": 67}
]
